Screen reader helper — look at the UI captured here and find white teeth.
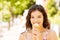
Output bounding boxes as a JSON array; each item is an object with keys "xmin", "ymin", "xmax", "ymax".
[{"xmin": 33, "ymin": 23, "xmax": 39, "ymax": 27}]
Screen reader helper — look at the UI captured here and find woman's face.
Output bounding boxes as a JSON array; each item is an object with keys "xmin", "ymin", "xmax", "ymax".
[{"xmin": 30, "ymin": 10, "xmax": 44, "ymax": 28}]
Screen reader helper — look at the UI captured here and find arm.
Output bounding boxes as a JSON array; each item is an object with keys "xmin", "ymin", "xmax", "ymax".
[
  {"xmin": 19, "ymin": 34, "xmax": 24, "ymax": 40},
  {"xmin": 50, "ymin": 31, "xmax": 58, "ymax": 40}
]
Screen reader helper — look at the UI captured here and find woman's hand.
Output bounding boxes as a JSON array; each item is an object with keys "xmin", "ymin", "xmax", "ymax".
[{"xmin": 32, "ymin": 26, "xmax": 42, "ymax": 40}]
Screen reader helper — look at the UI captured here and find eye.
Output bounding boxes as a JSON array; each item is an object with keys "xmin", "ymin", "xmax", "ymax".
[
  {"xmin": 38, "ymin": 16, "xmax": 41, "ymax": 18},
  {"xmin": 31, "ymin": 16, "xmax": 34, "ymax": 18}
]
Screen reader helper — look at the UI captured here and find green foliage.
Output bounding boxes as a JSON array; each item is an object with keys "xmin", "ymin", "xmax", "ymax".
[
  {"xmin": 46, "ymin": 0, "xmax": 60, "ymax": 24},
  {"xmin": 57, "ymin": 10, "xmax": 60, "ymax": 15},
  {"xmin": 2, "ymin": 14, "xmax": 11, "ymax": 22},
  {"xmin": 46, "ymin": 0, "xmax": 58, "ymax": 17},
  {"xmin": 0, "ymin": 1, "xmax": 3, "ymax": 11},
  {"xmin": 0, "ymin": 0, "xmax": 36, "ymax": 22},
  {"xmin": 55, "ymin": 10, "xmax": 60, "ymax": 24},
  {"xmin": 8, "ymin": 0, "xmax": 36, "ymax": 16}
]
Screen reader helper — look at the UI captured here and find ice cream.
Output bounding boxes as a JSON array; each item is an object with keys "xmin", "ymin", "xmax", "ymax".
[{"xmin": 33, "ymin": 23, "xmax": 39, "ymax": 27}]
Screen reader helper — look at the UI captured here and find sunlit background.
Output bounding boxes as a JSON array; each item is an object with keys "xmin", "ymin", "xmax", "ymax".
[{"xmin": 0, "ymin": 0, "xmax": 60, "ymax": 40}]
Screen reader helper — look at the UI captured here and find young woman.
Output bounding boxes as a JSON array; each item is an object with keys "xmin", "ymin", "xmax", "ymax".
[{"xmin": 19, "ymin": 5, "xmax": 58, "ymax": 40}]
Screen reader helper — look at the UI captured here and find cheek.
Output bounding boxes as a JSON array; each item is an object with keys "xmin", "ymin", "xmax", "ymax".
[
  {"xmin": 38, "ymin": 18, "xmax": 44, "ymax": 24},
  {"xmin": 41, "ymin": 18, "xmax": 43, "ymax": 22},
  {"xmin": 30, "ymin": 19, "xmax": 34, "ymax": 24}
]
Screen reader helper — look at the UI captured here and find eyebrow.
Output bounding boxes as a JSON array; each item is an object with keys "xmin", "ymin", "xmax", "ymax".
[{"xmin": 31, "ymin": 14, "xmax": 41, "ymax": 16}]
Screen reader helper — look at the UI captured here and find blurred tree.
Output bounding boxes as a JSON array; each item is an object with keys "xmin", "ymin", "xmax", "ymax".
[
  {"xmin": 0, "ymin": 0, "xmax": 3, "ymax": 11},
  {"xmin": 46, "ymin": 0, "xmax": 60, "ymax": 24},
  {"xmin": 53, "ymin": 10, "xmax": 60, "ymax": 24},
  {"xmin": 2, "ymin": 14, "xmax": 11, "ymax": 22},
  {"xmin": 8, "ymin": 0, "xmax": 36, "ymax": 27},
  {"xmin": 0, "ymin": 0, "xmax": 36, "ymax": 29},
  {"xmin": 2, "ymin": 14, "xmax": 11, "ymax": 30},
  {"xmin": 0, "ymin": 3, "xmax": 3, "ymax": 10},
  {"xmin": 0, "ymin": 0, "xmax": 36, "ymax": 30},
  {"xmin": 46, "ymin": 0, "xmax": 58, "ymax": 17},
  {"xmin": 7, "ymin": 0, "xmax": 36, "ymax": 17}
]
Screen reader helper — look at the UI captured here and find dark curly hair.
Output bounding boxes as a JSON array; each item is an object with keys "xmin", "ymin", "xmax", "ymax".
[{"xmin": 26, "ymin": 5, "xmax": 50, "ymax": 30}]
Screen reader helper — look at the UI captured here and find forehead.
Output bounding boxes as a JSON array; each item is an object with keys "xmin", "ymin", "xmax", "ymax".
[{"xmin": 31, "ymin": 10, "xmax": 43, "ymax": 16}]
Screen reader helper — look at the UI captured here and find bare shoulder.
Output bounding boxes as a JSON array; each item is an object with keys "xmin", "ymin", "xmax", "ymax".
[
  {"xmin": 48, "ymin": 30, "xmax": 58, "ymax": 40},
  {"xmin": 20, "ymin": 31, "xmax": 27, "ymax": 37},
  {"xmin": 19, "ymin": 31, "xmax": 26, "ymax": 40},
  {"xmin": 49, "ymin": 30, "xmax": 56, "ymax": 34},
  {"xmin": 21, "ymin": 31, "xmax": 27, "ymax": 35}
]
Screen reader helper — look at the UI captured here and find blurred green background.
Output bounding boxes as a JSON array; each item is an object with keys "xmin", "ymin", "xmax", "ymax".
[
  {"xmin": 0, "ymin": 0, "xmax": 60, "ymax": 40},
  {"xmin": 0, "ymin": 0, "xmax": 60, "ymax": 25}
]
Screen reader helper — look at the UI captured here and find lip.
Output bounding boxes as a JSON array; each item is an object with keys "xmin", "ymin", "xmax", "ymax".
[{"xmin": 33, "ymin": 23, "xmax": 39, "ymax": 27}]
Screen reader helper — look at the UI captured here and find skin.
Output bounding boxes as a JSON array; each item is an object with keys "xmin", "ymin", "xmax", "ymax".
[
  {"xmin": 30, "ymin": 10, "xmax": 44, "ymax": 32},
  {"xmin": 30, "ymin": 10, "xmax": 47, "ymax": 40},
  {"xmin": 19, "ymin": 10, "xmax": 58, "ymax": 40}
]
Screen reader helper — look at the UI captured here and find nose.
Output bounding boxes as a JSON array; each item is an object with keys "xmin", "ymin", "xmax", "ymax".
[
  {"xmin": 35, "ymin": 19, "xmax": 37, "ymax": 21},
  {"xmin": 34, "ymin": 19, "xmax": 38, "ymax": 23}
]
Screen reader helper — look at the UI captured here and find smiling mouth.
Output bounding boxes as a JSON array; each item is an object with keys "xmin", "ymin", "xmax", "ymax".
[{"xmin": 33, "ymin": 23, "xmax": 39, "ymax": 27}]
